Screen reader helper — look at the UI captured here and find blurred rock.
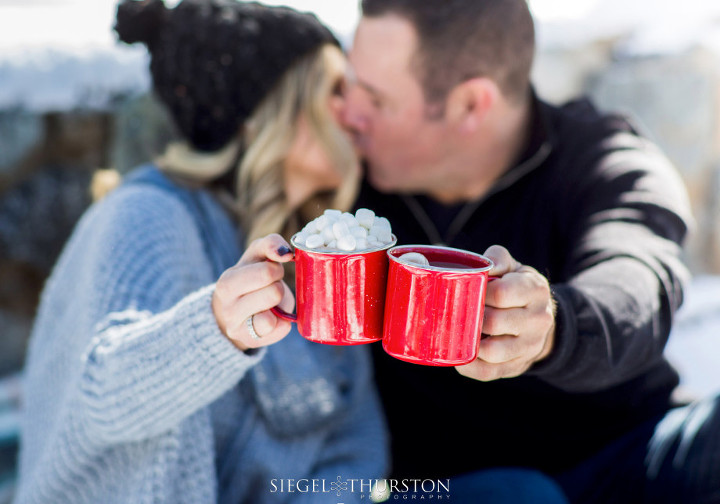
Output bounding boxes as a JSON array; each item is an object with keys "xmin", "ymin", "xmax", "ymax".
[
  {"xmin": 0, "ymin": 165, "xmax": 93, "ymax": 375},
  {"xmin": 0, "ymin": 110, "xmax": 43, "ymax": 178},
  {"xmin": 533, "ymin": 39, "xmax": 615, "ymax": 105},
  {"xmin": 0, "ymin": 308, "xmax": 32, "ymax": 377},
  {"xmin": 0, "ymin": 372, "xmax": 20, "ymax": 504},
  {"xmin": 0, "ymin": 111, "xmax": 111, "ymax": 196},
  {"xmin": 711, "ymin": 166, "xmax": 720, "ymax": 273},
  {"xmin": 0, "ymin": 165, "xmax": 92, "ymax": 273},
  {"xmin": 110, "ymin": 93, "xmax": 178, "ymax": 174},
  {"xmin": 583, "ymin": 48, "xmax": 720, "ymax": 273},
  {"xmin": 588, "ymin": 49, "xmax": 719, "ymax": 179},
  {"xmin": 42, "ymin": 112, "xmax": 112, "ymax": 170}
]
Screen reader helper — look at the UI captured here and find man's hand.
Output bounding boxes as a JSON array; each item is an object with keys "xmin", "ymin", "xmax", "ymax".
[{"xmin": 456, "ymin": 245, "xmax": 556, "ymax": 381}]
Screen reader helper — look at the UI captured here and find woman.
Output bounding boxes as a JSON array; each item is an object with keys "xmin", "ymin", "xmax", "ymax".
[{"xmin": 13, "ymin": 1, "xmax": 387, "ymax": 503}]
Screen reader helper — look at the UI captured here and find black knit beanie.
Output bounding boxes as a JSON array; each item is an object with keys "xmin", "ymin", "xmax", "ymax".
[{"xmin": 114, "ymin": 0, "xmax": 339, "ymax": 152}]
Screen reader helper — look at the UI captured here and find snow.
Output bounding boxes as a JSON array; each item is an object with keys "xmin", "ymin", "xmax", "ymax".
[
  {"xmin": 666, "ymin": 276, "xmax": 720, "ymax": 398},
  {"xmin": 0, "ymin": 1, "xmax": 118, "ymax": 53},
  {"xmin": 0, "ymin": 0, "xmax": 149, "ymax": 112},
  {"xmin": 0, "ymin": 46, "xmax": 149, "ymax": 112},
  {"xmin": 534, "ymin": 0, "xmax": 720, "ymax": 56},
  {"xmin": 0, "ymin": 0, "xmax": 357, "ymax": 112}
]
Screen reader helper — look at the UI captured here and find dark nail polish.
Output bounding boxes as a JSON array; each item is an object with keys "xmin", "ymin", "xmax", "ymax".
[{"xmin": 277, "ymin": 245, "xmax": 292, "ymax": 256}]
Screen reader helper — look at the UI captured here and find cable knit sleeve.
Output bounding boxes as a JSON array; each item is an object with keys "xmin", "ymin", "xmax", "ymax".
[
  {"xmin": 48, "ymin": 183, "xmax": 262, "ymax": 446},
  {"xmin": 79, "ymin": 285, "xmax": 262, "ymax": 445}
]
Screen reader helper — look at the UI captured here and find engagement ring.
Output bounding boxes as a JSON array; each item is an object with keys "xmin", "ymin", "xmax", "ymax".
[{"xmin": 246, "ymin": 315, "xmax": 262, "ymax": 340}]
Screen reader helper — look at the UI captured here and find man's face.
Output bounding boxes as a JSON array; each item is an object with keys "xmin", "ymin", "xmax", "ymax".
[{"xmin": 343, "ymin": 15, "xmax": 451, "ymax": 194}]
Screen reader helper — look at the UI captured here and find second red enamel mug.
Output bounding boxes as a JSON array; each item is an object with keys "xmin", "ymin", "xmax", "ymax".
[{"xmin": 382, "ymin": 245, "xmax": 495, "ymax": 366}]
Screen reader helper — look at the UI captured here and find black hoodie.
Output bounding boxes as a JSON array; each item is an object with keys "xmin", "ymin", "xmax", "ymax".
[{"xmin": 355, "ymin": 95, "xmax": 693, "ymax": 477}]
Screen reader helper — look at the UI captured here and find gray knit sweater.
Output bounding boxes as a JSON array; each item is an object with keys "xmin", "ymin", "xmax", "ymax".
[{"xmin": 14, "ymin": 165, "xmax": 388, "ymax": 504}]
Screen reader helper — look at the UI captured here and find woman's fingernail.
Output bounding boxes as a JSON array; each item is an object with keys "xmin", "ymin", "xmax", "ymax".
[{"xmin": 277, "ymin": 245, "xmax": 292, "ymax": 256}]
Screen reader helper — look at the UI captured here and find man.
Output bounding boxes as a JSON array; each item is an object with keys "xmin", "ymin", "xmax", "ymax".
[{"xmin": 343, "ymin": 0, "xmax": 720, "ymax": 502}]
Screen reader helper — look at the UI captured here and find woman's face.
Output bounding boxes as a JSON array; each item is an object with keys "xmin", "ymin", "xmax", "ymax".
[{"xmin": 283, "ymin": 48, "xmax": 354, "ymax": 210}]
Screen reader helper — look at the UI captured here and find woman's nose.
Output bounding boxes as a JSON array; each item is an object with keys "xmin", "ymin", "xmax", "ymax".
[
  {"xmin": 338, "ymin": 89, "xmax": 369, "ymax": 134},
  {"xmin": 329, "ymin": 94, "xmax": 346, "ymax": 125}
]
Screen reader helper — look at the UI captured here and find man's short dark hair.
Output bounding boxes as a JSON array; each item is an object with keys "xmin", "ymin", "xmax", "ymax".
[{"xmin": 361, "ymin": 0, "xmax": 535, "ymax": 107}]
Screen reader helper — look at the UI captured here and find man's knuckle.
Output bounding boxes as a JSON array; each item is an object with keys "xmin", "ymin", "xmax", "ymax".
[
  {"xmin": 530, "ymin": 305, "xmax": 553, "ymax": 330},
  {"xmin": 540, "ymin": 307, "xmax": 554, "ymax": 328},
  {"xmin": 533, "ymin": 277, "xmax": 550, "ymax": 296},
  {"xmin": 503, "ymin": 365, "xmax": 525, "ymax": 379},
  {"xmin": 493, "ymin": 283, "xmax": 512, "ymax": 306},
  {"xmin": 461, "ymin": 362, "xmax": 497, "ymax": 382},
  {"xmin": 482, "ymin": 316, "xmax": 497, "ymax": 334},
  {"xmin": 481, "ymin": 343, "xmax": 505, "ymax": 364},
  {"xmin": 480, "ymin": 367, "xmax": 501, "ymax": 381}
]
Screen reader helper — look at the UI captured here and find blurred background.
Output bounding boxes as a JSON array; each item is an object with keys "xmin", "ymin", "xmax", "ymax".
[{"xmin": 2, "ymin": 0, "xmax": 720, "ymax": 501}]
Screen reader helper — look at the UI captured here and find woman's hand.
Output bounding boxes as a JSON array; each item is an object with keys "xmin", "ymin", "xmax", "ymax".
[{"xmin": 212, "ymin": 234, "xmax": 296, "ymax": 351}]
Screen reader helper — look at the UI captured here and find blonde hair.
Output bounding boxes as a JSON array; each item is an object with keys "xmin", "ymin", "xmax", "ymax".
[{"xmin": 158, "ymin": 44, "xmax": 359, "ymax": 244}]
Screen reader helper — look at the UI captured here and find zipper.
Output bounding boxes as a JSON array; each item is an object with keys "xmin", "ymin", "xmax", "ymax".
[{"xmin": 401, "ymin": 140, "xmax": 552, "ymax": 246}]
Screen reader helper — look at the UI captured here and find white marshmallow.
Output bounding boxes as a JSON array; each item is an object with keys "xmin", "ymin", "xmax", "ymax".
[
  {"xmin": 369, "ymin": 226, "xmax": 392, "ymax": 244},
  {"xmin": 305, "ymin": 234, "xmax": 324, "ymax": 249},
  {"xmin": 324, "ymin": 209, "xmax": 342, "ymax": 220},
  {"xmin": 373, "ymin": 216, "xmax": 391, "ymax": 229},
  {"xmin": 337, "ymin": 235, "xmax": 357, "ymax": 251},
  {"xmin": 294, "ymin": 231, "xmax": 309, "ymax": 247},
  {"xmin": 340, "ymin": 213, "xmax": 359, "ymax": 228},
  {"xmin": 303, "ymin": 221, "xmax": 318, "ymax": 234},
  {"xmin": 301, "ymin": 208, "xmax": 392, "ymax": 252},
  {"xmin": 322, "ymin": 226, "xmax": 336, "ymax": 244},
  {"xmin": 399, "ymin": 252, "xmax": 430, "ymax": 266},
  {"xmin": 355, "ymin": 208, "xmax": 375, "ymax": 229},
  {"xmin": 350, "ymin": 225, "xmax": 368, "ymax": 239},
  {"xmin": 315, "ymin": 215, "xmax": 330, "ymax": 231},
  {"xmin": 332, "ymin": 221, "xmax": 351, "ymax": 240}
]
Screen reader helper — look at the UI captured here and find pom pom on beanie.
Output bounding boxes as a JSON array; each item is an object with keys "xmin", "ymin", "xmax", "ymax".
[{"xmin": 115, "ymin": 0, "xmax": 166, "ymax": 47}]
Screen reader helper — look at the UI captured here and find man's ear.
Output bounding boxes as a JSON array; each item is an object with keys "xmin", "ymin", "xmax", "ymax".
[{"xmin": 445, "ymin": 77, "xmax": 499, "ymax": 133}]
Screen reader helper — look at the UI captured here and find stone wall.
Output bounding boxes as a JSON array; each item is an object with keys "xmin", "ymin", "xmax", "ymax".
[{"xmin": 0, "ymin": 95, "xmax": 176, "ymax": 376}]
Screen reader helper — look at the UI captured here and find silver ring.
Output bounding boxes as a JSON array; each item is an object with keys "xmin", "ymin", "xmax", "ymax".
[{"xmin": 246, "ymin": 315, "xmax": 262, "ymax": 340}]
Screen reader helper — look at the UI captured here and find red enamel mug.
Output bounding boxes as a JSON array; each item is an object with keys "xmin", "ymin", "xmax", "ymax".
[
  {"xmin": 272, "ymin": 234, "xmax": 397, "ymax": 345},
  {"xmin": 382, "ymin": 245, "xmax": 496, "ymax": 366}
]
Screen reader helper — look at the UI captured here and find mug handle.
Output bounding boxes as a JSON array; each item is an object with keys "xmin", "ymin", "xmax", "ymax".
[
  {"xmin": 270, "ymin": 256, "xmax": 297, "ymax": 322},
  {"xmin": 479, "ymin": 275, "xmax": 501, "ymax": 340},
  {"xmin": 271, "ymin": 305, "xmax": 297, "ymax": 322}
]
